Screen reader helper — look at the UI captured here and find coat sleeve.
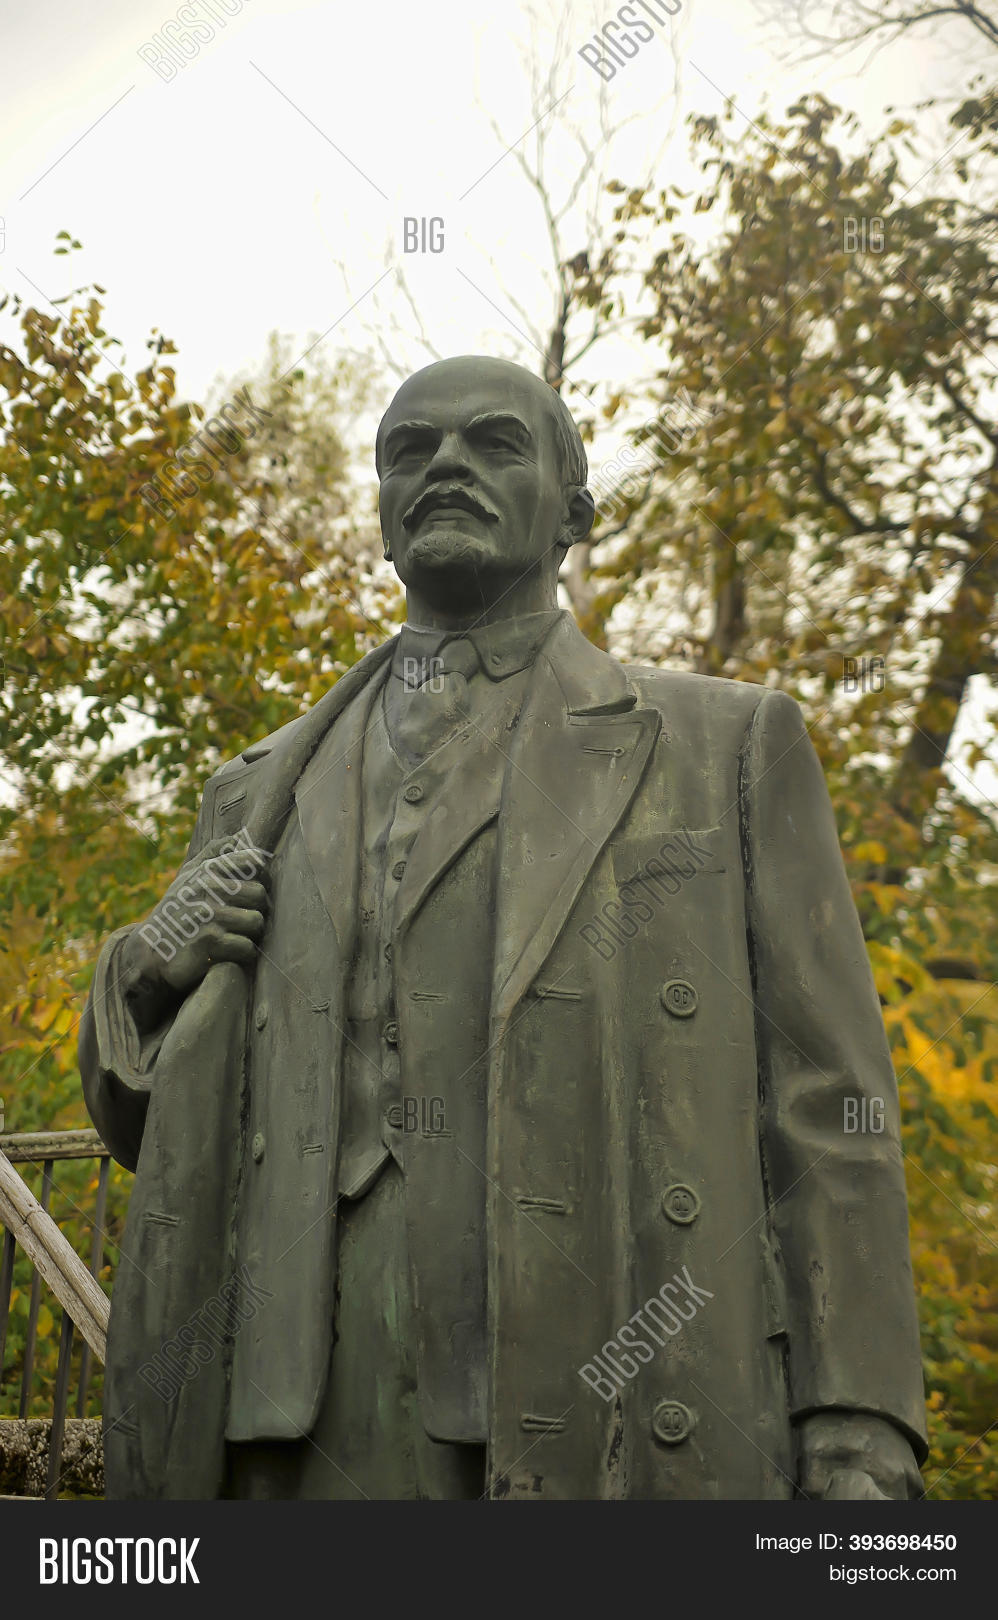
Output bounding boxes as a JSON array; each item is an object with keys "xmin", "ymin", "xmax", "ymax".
[
  {"xmin": 741, "ymin": 687, "xmax": 928, "ymax": 1461},
  {"xmin": 78, "ymin": 776, "xmax": 219, "ymax": 1172}
]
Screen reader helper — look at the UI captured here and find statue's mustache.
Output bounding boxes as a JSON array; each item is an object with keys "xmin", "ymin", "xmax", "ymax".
[{"xmin": 403, "ymin": 486, "xmax": 500, "ymax": 530}]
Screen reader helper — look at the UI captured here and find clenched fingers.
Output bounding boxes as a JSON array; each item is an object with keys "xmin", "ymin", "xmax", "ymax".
[
  {"xmin": 205, "ymin": 933, "xmax": 261, "ymax": 968},
  {"xmin": 210, "ymin": 905, "xmax": 267, "ymax": 940}
]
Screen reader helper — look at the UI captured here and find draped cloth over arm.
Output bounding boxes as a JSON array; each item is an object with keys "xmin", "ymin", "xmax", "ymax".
[{"xmin": 79, "ymin": 644, "xmax": 396, "ymax": 1499}]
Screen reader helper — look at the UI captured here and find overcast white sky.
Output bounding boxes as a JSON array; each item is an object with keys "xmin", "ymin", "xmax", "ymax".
[{"xmin": 0, "ymin": 0, "xmax": 972, "ymax": 402}]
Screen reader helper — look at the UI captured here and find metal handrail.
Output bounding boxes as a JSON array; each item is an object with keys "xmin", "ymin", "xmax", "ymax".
[{"xmin": 0, "ymin": 1131, "xmax": 110, "ymax": 1498}]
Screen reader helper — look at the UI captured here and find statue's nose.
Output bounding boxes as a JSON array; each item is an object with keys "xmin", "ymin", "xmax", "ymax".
[{"xmin": 424, "ymin": 431, "xmax": 473, "ymax": 480}]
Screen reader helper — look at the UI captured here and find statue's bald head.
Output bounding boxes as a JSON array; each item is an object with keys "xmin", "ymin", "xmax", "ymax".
[{"xmin": 376, "ymin": 355, "xmax": 588, "ymax": 491}]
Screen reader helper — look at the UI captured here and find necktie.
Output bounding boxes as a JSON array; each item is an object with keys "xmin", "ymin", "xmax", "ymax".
[{"xmin": 390, "ymin": 636, "xmax": 482, "ymax": 762}]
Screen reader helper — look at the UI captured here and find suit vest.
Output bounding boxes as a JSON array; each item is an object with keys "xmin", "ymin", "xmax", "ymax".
[{"xmin": 329, "ymin": 664, "xmax": 531, "ymax": 1440}]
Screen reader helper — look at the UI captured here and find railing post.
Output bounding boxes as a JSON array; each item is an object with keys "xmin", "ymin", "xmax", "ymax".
[
  {"xmin": 76, "ymin": 1155, "xmax": 110, "ymax": 1416},
  {"xmin": 46, "ymin": 1308, "xmax": 75, "ymax": 1499},
  {"xmin": 0, "ymin": 1225, "xmax": 15, "ymax": 1387},
  {"xmin": 19, "ymin": 1157, "xmax": 53, "ymax": 1418}
]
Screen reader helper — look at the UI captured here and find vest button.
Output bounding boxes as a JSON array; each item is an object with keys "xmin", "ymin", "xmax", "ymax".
[
  {"xmin": 651, "ymin": 1400, "xmax": 694, "ymax": 1445},
  {"xmin": 386, "ymin": 1104, "xmax": 403, "ymax": 1129},
  {"xmin": 254, "ymin": 1003, "xmax": 269, "ymax": 1030},
  {"xmin": 660, "ymin": 979, "xmax": 698, "ymax": 1018},
  {"xmin": 662, "ymin": 1184, "xmax": 700, "ymax": 1225},
  {"xmin": 392, "ymin": 860, "xmax": 407, "ymax": 880},
  {"xmin": 403, "ymin": 784, "xmax": 424, "ymax": 803},
  {"xmin": 251, "ymin": 1132, "xmax": 265, "ymax": 1163},
  {"xmin": 383, "ymin": 1021, "xmax": 399, "ymax": 1046}
]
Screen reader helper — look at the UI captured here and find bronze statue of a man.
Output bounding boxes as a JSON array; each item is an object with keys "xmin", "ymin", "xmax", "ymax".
[{"xmin": 80, "ymin": 355, "xmax": 927, "ymax": 1499}]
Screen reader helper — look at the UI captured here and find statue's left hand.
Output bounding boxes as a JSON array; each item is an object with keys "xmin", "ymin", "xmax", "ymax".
[{"xmin": 796, "ymin": 1413, "xmax": 923, "ymax": 1500}]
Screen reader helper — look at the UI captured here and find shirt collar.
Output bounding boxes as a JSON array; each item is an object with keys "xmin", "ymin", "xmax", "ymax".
[{"xmin": 393, "ymin": 609, "xmax": 566, "ymax": 682}]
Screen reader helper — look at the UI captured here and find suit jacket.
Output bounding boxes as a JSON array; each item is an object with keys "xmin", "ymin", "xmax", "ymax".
[{"xmin": 80, "ymin": 615, "xmax": 928, "ymax": 1498}]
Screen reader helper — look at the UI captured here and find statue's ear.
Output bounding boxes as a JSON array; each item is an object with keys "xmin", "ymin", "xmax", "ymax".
[{"xmin": 560, "ymin": 485, "xmax": 596, "ymax": 549}]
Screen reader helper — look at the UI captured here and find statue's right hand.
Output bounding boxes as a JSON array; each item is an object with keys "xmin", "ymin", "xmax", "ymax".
[{"xmin": 120, "ymin": 834, "xmax": 272, "ymax": 1006}]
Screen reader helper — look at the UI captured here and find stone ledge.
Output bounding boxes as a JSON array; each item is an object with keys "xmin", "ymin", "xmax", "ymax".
[{"xmin": 0, "ymin": 1418, "xmax": 103, "ymax": 1497}]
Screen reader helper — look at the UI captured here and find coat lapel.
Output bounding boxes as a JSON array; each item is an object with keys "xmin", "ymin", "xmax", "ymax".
[
  {"xmin": 244, "ymin": 636, "xmax": 398, "ymax": 854},
  {"xmin": 491, "ymin": 617, "xmax": 661, "ymax": 1030},
  {"xmin": 290, "ymin": 647, "xmax": 394, "ymax": 953}
]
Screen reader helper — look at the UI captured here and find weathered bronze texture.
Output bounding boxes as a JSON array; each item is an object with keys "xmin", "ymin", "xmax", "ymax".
[{"xmin": 80, "ymin": 357, "xmax": 927, "ymax": 1499}]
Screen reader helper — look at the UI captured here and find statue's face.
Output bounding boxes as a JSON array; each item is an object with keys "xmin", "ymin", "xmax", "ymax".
[{"xmin": 377, "ymin": 357, "xmax": 571, "ymax": 598}]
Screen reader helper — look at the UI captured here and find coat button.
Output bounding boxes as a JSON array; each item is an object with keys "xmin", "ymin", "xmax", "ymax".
[
  {"xmin": 403, "ymin": 784, "xmax": 424, "ymax": 803},
  {"xmin": 662, "ymin": 1184, "xmax": 700, "ymax": 1224},
  {"xmin": 386, "ymin": 1104, "xmax": 403, "ymax": 1129},
  {"xmin": 652, "ymin": 1400, "xmax": 694, "ymax": 1445},
  {"xmin": 383, "ymin": 1020, "xmax": 399, "ymax": 1046},
  {"xmin": 251, "ymin": 1132, "xmax": 265, "ymax": 1163},
  {"xmin": 660, "ymin": 980, "xmax": 698, "ymax": 1018},
  {"xmin": 254, "ymin": 1003, "xmax": 269, "ymax": 1029},
  {"xmin": 392, "ymin": 860, "xmax": 407, "ymax": 880}
]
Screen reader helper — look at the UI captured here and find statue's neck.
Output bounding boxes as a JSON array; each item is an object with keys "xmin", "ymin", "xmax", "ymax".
[{"xmin": 403, "ymin": 576, "xmax": 559, "ymax": 633}]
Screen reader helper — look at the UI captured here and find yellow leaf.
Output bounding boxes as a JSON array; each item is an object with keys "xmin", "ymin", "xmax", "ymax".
[
  {"xmin": 854, "ymin": 840, "xmax": 888, "ymax": 863},
  {"xmin": 33, "ymin": 1000, "xmax": 59, "ymax": 1033},
  {"xmin": 52, "ymin": 1006, "xmax": 74, "ymax": 1037}
]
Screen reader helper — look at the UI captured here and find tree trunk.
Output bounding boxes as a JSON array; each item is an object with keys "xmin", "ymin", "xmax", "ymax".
[{"xmin": 889, "ymin": 527, "xmax": 998, "ymax": 823}]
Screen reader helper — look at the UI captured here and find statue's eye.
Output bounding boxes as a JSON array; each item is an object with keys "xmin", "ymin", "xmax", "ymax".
[
  {"xmin": 390, "ymin": 435, "xmax": 431, "ymax": 464},
  {"xmin": 480, "ymin": 429, "xmax": 524, "ymax": 453}
]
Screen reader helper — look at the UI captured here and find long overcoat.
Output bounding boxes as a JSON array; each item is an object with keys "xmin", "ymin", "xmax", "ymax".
[{"xmin": 81, "ymin": 615, "xmax": 927, "ymax": 1498}]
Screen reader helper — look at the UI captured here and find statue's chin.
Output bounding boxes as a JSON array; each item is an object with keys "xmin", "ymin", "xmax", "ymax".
[{"xmin": 402, "ymin": 530, "xmax": 500, "ymax": 580}]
